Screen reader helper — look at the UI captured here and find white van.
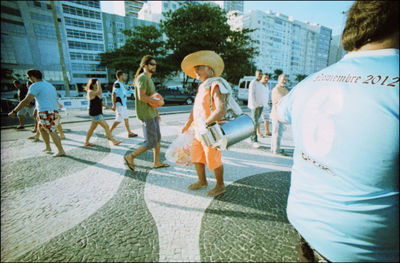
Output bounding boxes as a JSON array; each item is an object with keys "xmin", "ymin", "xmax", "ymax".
[{"xmin": 237, "ymin": 76, "xmax": 277, "ymax": 104}]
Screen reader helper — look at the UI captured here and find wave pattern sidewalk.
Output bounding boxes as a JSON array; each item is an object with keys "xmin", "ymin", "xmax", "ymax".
[{"xmin": 1, "ymin": 113, "xmax": 300, "ymax": 262}]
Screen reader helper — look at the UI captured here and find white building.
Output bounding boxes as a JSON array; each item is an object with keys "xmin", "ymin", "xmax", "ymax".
[
  {"xmin": 328, "ymin": 34, "xmax": 347, "ymax": 66},
  {"xmin": 60, "ymin": 0, "xmax": 108, "ymax": 87},
  {"xmin": 214, "ymin": 1, "xmax": 244, "ymax": 13},
  {"xmin": 125, "ymin": 0, "xmax": 147, "ymax": 18},
  {"xmin": 229, "ymin": 9, "xmax": 332, "ymax": 84}
]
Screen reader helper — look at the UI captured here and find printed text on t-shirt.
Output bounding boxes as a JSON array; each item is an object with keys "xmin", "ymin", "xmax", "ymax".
[{"xmin": 313, "ymin": 73, "xmax": 399, "ymax": 87}]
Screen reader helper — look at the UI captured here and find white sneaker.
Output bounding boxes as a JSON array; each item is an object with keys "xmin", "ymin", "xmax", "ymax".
[{"xmin": 253, "ymin": 142, "xmax": 260, "ymax": 148}]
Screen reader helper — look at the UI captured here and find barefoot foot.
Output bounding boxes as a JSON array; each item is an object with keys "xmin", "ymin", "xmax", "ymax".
[
  {"xmin": 188, "ymin": 181, "xmax": 208, "ymax": 190},
  {"xmin": 207, "ymin": 184, "xmax": 226, "ymax": 197}
]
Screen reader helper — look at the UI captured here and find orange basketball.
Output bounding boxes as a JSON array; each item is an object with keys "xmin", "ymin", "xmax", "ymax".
[{"xmin": 149, "ymin": 92, "xmax": 163, "ymax": 107}]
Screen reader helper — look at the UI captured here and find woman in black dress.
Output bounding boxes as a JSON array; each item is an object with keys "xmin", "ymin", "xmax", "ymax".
[{"xmin": 84, "ymin": 78, "xmax": 122, "ymax": 146}]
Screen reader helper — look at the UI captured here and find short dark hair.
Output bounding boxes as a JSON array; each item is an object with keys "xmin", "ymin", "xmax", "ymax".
[
  {"xmin": 342, "ymin": 1, "xmax": 399, "ymax": 51},
  {"xmin": 256, "ymin": 69, "xmax": 262, "ymax": 73},
  {"xmin": 26, "ymin": 69, "xmax": 43, "ymax": 80},
  {"xmin": 13, "ymin": 80, "xmax": 21, "ymax": 86},
  {"xmin": 263, "ymin": 73, "xmax": 270, "ymax": 77},
  {"xmin": 116, "ymin": 70, "xmax": 125, "ymax": 79}
]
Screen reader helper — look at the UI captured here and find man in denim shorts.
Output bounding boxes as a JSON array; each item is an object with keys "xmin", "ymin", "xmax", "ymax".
[
  {"xmin": 8, "ymin": 69, "xmax": 66, "ymax": 157},
  {"xmin": 124, "ymin": 55, "xmax": 169, "ymax": 171}
]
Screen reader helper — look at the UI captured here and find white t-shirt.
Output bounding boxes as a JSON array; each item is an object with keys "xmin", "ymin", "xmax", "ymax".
[
  {"xmin": 27, "ymin": 80, "xmax": 58, "ymax": 112},
  {"xmin": 247, "ymin": 79, "xmax": 266, "ymax": 109},
  {"xmin": 112, "ymin": 80, "xmax": 127, "ymax": 107}
]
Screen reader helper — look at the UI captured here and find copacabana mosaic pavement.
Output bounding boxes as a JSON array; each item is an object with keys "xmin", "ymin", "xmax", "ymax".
[{"xmin": 1, "ymin": 112, "xmax": 301, "ymax": 262}]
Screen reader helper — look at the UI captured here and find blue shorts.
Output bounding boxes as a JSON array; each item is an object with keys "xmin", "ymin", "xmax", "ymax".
[{"xmin": 90, "ymin": 114, "xmax": 104, "ymax": 122}]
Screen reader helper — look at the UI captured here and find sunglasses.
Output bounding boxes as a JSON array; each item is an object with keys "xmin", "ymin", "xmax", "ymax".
[{"xmin": 148, "ymin": 62, "xmax": 157, "ymax": 66}]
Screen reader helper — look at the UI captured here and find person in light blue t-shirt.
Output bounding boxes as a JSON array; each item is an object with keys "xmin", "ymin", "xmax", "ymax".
[
  {"xmin": 277, "ymin": 1, "xmax": 399, "ymax": 262},
  {"xmin": 8, "ymin": 69, "xmax": 66, "ymax": 157}
]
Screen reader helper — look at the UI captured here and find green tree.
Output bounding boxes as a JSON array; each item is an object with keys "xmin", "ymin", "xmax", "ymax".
[
  {"xmin": 295, "ymin": 74, "xmax": 308, "ymax": 83},
  {"xmin": 99, "ymin": 25, "xmax": 172, "ymax": 84},
  {"xmin": 273, "ymin": 69, "xmax": 283, "ymax": 80},
  {"xmin": 160, "ymin": 2, "xmax": 258, "ymax": 85}
]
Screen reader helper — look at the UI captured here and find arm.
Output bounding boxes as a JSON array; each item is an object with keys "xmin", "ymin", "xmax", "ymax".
[
  {"xmin": 102, "ymin": 102, "xmax": 113, "ymax": 110},
  {"xmin": 111, "ymin": 92, "xmax": 117, "ymax": 111},
  {"xmin": 8, "ymin": 94, "xmax": 35, "ymax": 117},
  {"xmin": 205, "ymin": 86, "xmax": 226, "ymax": 126},
  {"xmin": 181, "ymin": 109, "xmax": 194, "ymax": 133}
]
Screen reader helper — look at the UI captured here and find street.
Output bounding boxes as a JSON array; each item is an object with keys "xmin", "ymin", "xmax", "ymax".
[{"xmin": 1, "ymin": 106, "xmax": 299, "ymax": 262}]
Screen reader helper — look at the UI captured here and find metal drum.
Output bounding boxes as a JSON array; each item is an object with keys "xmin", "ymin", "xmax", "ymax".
[{"xmin": 220, "ymin": 114, "xmax": 254, "ymax": 149}]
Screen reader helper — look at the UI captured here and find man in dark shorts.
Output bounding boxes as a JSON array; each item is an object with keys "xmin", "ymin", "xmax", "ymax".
[
  {"xmin": 124, "ymin": 55, "xmax": 169, "ymax": 170},
  {"xmin": 9, "ymin": 69, "xmax": 66, "ymax": 157}
]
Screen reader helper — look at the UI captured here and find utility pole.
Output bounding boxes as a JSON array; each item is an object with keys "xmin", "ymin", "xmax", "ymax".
[{"xmin": 50, "ymin": 1, "xmax": 70, "ymax": 97}]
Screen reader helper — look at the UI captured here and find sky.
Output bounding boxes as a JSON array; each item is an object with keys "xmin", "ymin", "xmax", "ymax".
[{"xmin": 100, "ymin": 1, "xmax": 354, "ymax": 36}]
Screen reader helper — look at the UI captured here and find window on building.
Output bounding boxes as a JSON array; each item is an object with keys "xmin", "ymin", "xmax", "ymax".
[
  {"xmin": 66, "ymin": 28, "xmax": 103, "ymax": 41},
  {"xmin": 30, "ymin": 12, "xmax": 53, "ymax": 23},
  {"xmin": 70, "ymin": 1, "xmax": 100, "ymax": 9},
  {"xmin": 33, "ymin": 24, "xmax": 56, "ymax": 39},
  {"xmin": 108, "ymin": 43, "xmax": 114, "ymax": 50},
  {"xmin": 70, "ymin": 52, "xmax": 100, "ymax": 61},
  {"xmin": 33, "ymin": 1, "xmax": 41, "ymax": 7},
  {"xmin": 1, "ymin": 20, "xmax": 26, "ymax": 34},
  {"xmin": 62, "ymin": 4, "xmax": 101, "ymax": 20},
  {"xmin": 71, "ymin": 63, "xmax": 106, "ymax": 72},
  {"xmin": 64, "ymin": 17, "xmax": 103, "ymax": 31},
  {"xmin": 68, "ymin": 41, "xmax": 104, "ymax": 51},
  {"xmin": 2, "ymin": 6, "xmax": 21, "ymax": 17},
  {"xmin": 1, "ymin": 36, "xmax": 17, "ymax": 64}
]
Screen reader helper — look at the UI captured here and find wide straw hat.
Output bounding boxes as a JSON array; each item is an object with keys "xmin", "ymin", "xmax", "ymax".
[{"xmin": 181, "ymin": 50, "xmax": 224, "ymax": 79}]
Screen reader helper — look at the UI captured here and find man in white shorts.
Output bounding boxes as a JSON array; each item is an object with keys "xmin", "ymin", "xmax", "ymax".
[{"xmin": 110, "ymin": 70, "xmax": 138, "ymax": 138}]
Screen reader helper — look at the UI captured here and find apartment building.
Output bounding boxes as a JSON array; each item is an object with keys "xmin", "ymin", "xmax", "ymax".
[
  {"xmin": 229, "ymin": 9, "xmax": 332, "ymax": 84},
  {"xmin": 124, "ymin": 0, "xmax": 147, "ymax": 18}
]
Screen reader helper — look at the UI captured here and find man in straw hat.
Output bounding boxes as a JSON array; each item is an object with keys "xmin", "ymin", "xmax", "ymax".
[{"xmin": 181, "ymin": 50, "xmax": 230, "ymax": 197}]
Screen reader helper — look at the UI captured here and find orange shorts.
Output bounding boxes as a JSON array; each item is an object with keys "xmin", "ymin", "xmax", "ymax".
[{"xmin": 190, "ymin": 138, "xmax": 222, "ymax": 170}]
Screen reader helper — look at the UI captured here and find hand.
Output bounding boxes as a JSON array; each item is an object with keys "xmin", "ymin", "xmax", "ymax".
[
  {"xmin": 156, "ymin": 98, "xmax": 164, "ymax": 107},
  {"xmin": 8, "ymin": 111, "xmax": 16, "ymax": 118},
  {"xmin": 111, "ymin": 106, "xmax": 116, "ymax": 112},
  {"xmin": 181, "ymin": 125, "xmax": 189, "ymax": 134}
]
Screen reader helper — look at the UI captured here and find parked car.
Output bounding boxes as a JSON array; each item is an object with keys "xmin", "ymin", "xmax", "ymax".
[{"xmin": 158, "ymin": 89, "xmax": 194, "ymax": 105}]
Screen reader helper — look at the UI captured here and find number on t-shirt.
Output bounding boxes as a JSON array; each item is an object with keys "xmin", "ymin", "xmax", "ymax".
[{"xmin": 302, "ymin": 87, "xmax": 344, "ymax": 157}]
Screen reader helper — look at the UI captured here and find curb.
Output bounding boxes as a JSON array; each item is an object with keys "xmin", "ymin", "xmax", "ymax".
[{"xmin": 0, "ymin": 110, "xmax": 192, "ymax": 130}]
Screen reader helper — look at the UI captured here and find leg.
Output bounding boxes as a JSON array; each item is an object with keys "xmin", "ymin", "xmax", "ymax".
[
  {"xmin": 97, "ymin": 120, "xmax": 121, "ymax": 145},
  {"xmin": 124, "ymin": 118, "xmax": 133, "ymax": 134},
  {"xmin": 124, "ymin": 146, "xmax": 148, "ymax": 170},
  {"xmin": 109, "ymin": 121, "xmax": 120, "ymax": 134},
  {"xmin": 276, "ymin": 122, "xmax": 284, "ymax": 153},
  {"xmin": 265, "ymin": 120, "xmax": 271, "ymax": 136},
  {"xmin": 17, "ymin": 114, "xmax": 25, "ymax": 128},
  {"xmin": 188, "ymin": 163, "xmax": 208, "ymax": 189},
  {"xmin": 152, "ymin": 119, "xmax": 168, "ymax": 168},
  {"xmin": 57, "ymin": 124, "xmax": 65, "ymax": 139},
  {"xmin": 85, "ymin": 121, "xmax": 98, "ymax": 146},
  {"xmin": 257, "ymin": 123, "xmax": 264, "ymax": 138},
  {"xmin": 39, "ymin": 126, "xmax": 52, "ymax": 152},
  {"xmin": 207, "ymin": 165, "xmax": 226, "ymax": 197},
  {"xmin": 49, "ymin": 131, "xmax": 66, "ymax": 157},
  {"xmin": 251, "ymin": 109, "xmax": 258, "ymax": 142}
]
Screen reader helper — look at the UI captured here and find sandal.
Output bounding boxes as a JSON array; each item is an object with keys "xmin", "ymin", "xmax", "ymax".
[
  {"xmin": 84, "ymin": 142, "xmax": 95, "ymax": 147},
  {"xmin": 124, "ymin": 155, "xmax": 135, "ymax": 171},
  {"xmin": 153, "ymin": 163, "xmax": 170, "ymax": 169}
]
